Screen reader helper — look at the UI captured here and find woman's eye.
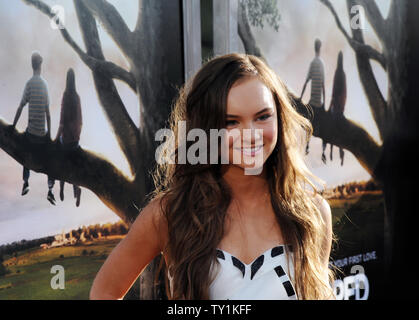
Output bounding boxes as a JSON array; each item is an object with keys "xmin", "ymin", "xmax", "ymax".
[
  {"xmin": 258, "ymin": 114, "xmax": 271, "ymax": 121},
  {"xmin": 225, "ymin": 120, "xmax": 238, "ymax": 126}
]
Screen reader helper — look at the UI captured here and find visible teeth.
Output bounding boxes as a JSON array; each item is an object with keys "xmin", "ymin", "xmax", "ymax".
[{"xmin": 235, "ymin": 145, "xmax": 263, "ymax": 152}]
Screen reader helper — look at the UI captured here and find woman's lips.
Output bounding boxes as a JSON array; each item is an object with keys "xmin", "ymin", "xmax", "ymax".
[{"xmin": 233, "ymin": 145, "xmax": 264, "ymax": 156}]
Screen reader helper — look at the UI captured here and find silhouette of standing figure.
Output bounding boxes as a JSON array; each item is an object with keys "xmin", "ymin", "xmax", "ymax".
[
  {"xmin": 55, "ymin": 68, "xmax": 83, "ymax": 207},
  {"xmin": 328, "ymin": 51, "xmax": 346, "ymax": 166}
]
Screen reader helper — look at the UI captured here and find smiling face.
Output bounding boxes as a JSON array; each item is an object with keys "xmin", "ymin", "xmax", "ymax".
[{"xmin": 223, "ymin": 76, "xmax": 278, "ymax": 173}]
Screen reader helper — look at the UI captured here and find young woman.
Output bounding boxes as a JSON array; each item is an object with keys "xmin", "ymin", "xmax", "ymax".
[
  {"xmin": 90, "ymin": 53, "xmax": 335, "ymax": 300},
  {"xmin": 55, "ymin": 68, "xmax": 83, "ymax": 207}
]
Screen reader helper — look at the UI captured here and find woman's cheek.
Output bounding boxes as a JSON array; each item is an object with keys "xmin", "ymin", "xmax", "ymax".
[{"xmin": 261, "ymin": 125, "xmax": 276, "ymax": 146}]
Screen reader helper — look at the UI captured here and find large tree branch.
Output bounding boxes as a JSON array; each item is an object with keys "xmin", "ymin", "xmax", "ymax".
[
  {"xmin": 22, "ymin": 0, "xmax": 136, "ymax": 91},
  {"xmin": 134, "ymin": 0, "xmax": 142, "ymax": 34},
  {"xmin": 81, "ymin": 0, "xmax": 135, "ymax": 63},
  {"xmin": 387, "ymin": 0, "xmax": 397, "ymax": 25},
  {"xmin": 292, "ymin": 97, "xmax": 382, "ymax": 182},
  {"xmin": 73, "ymin": 0, "xmax": 143, "ymax": 177},
  {"xmin": 0, "ymin": 120, "xmax": 140, "ymax": 224},
  {"xmin": 319, "ymin": 0, "xmax": 387, "ymax": 70},
  {"xmin": 346, "ymin": 0, "xmax": 389, "ymax": 141}
]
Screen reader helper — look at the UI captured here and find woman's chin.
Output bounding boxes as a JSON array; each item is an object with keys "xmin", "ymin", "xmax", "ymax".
[
  {"xmin": 243, "ymin": 165, "xmax": 265, "ymax": 175},
  {"xmin": 233, "ymin": 161, "xmax": 265, "ymax": 175}
]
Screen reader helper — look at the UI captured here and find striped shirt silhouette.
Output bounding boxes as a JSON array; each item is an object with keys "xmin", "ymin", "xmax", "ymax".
[
  {"xmin": 20, "ymin": 75, "xmax": 50, "ymax": 136},
  {"xmin": 306, "ymin": 56, "xmax": 325, "ymax": 108}
]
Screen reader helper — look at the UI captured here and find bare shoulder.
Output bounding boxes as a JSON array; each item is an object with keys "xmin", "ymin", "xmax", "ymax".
[
  {"xmin": 309, "ymin": 192, "xmax": 332, "ymax": 226},
  {"xmin": 150, "ymin": 196, "xmax": 169, "ymax": 250},
  {"xmin": 309, "ymin": 192, "xmax": 333, "ymax": 266},
  {"xmin": 130, "ymin": 196, "xmax": 168, "ymax": 253}
]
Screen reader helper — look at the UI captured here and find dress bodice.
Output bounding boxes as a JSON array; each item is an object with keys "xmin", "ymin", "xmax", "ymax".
[
  {"xmin": 209, "ymin": 244, "xmax": 297, "ymax": 300},
  {"xmin": 168, "ymin": 244, "xmax": 297, "ymax": 300}
]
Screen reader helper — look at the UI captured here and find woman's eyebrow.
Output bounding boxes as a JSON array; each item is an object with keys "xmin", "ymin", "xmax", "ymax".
[{"xmin": 226, "ymin": 107, "xmax": 271, "ymax": 118}]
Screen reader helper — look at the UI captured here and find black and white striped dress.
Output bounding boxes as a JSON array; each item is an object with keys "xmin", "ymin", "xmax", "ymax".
[{"xmin": 209, "ymin": 244, "xmax": 297, "ymax": 300}]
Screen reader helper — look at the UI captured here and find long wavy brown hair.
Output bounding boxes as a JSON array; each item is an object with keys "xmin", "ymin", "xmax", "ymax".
[{"xmin": 148, "ymin": 53, "xmax": 336, "ymax": 299}]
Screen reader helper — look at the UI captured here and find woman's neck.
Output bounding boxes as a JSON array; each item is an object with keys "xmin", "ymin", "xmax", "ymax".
[{"xmin": 221, "ymin": 164, "xmax": 270, "ymax": 205}]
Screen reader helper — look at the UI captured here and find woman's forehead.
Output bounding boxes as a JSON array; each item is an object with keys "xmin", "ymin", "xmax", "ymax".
[{"xmin": 227, "ymin": 77, "xmax": 275, "ymax": 114}]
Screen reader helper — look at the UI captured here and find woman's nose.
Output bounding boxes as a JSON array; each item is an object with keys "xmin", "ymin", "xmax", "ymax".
[{"xmin": 241, "ymin": 125, "xmax": 263, "ymax": 144}]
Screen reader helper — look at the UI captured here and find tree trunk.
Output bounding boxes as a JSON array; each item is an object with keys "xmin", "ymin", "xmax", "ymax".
[
  {"xmin": 133, "ymin": 0, "xmax": 184, "ymax": 300},
  {"xmin": 374, "ymin": 0, "xmax": 418, "ymax": 298},
  {"xmin": 133, "ymin": 0, "xmax": 185, "ymax": 197}
]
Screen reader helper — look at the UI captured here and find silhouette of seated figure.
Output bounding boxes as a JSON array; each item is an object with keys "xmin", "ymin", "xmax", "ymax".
[
  {"xmin": 55, "ymin": 68, "xmax": 83, "ymax": 207},
  {"xmin": 11, "ymin": 52, "xmax": 56, "ymax": 205},
  {"xmin": 300, "ymin": 39, "xmax": 328, "ymax": 164},
  {"xmin": 328, "ymin": 51, "xmax": 346, "ymax": 166}
]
